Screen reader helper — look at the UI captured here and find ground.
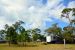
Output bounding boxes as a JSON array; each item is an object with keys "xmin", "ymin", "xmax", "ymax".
[{"xmin": 0, "ymin": 43, "xmax": 75, "ymax": 50}]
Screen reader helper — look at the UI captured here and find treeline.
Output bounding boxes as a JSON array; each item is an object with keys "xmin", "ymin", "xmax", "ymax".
[{"xmin": 0, "ymin": 21, "xmax": 45, "ymax": 46}]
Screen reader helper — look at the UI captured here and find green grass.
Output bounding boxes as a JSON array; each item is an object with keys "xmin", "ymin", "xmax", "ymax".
[{"xmin": 0, "ymin": 43, "xmax": 75, "ymax": 50}]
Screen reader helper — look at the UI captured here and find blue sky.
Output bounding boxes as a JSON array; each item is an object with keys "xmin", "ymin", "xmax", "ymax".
[
  {"xmin": 0, "ymin": 0, "xmax": 75, "ymax": 30},
  {"xmin": 46, "ymin": 17, "xmax": 69, "ymax": 29},
  {"xmin": 45, "ymin": 0, "xmax": 75, "ymax": 29}
]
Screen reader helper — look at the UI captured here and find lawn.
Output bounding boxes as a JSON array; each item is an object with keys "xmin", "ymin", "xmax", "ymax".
[{"xmin": 0, "ymin": 43, "xmax": 75, "ymax": 50}]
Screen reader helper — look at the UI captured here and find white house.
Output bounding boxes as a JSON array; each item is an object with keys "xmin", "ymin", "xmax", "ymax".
[{"xmin": 46, "ymin": 34, "xmax": 56, "ymax": 43}]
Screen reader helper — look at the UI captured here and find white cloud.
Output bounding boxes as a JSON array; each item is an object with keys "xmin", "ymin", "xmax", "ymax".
[
  {"xmin": 0, "ymin": 0, "xmax": 75, "ymax": 30},
  {"xmin": 68, "ymin": 1, "xmax": 75, "ymax": 8},
  {"xmin": 47, "ymin": 0, "xmax": 63, "ymax": 8},
  {"xmin": 49, "ymin": 4, "xmax": 65, "ymax": 18}
]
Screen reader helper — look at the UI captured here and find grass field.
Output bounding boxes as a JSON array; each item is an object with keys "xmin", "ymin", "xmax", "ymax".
[{"xmin": 0, "ymin": 43, "xmax": 75, "ymax": 50}]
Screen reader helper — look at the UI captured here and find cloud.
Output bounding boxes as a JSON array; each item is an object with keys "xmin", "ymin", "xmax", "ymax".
[
  {"xmin": 0, "ymin": 0, "xmax": 75, "ymax": 30},
  {"xmin": 68, "ymin": 1, "xmax": 75, "ymax": 8}
]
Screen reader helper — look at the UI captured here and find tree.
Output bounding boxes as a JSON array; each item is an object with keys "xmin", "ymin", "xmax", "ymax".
[
  {"xmin": 63, "ymin": 26, "xmax": 74, "ymax": 43},
  {"xmin": 0, "ymin": 30, "xmax": 5, "ymax": 34},
  {"xmin": 62, "ymin": 30, "xmax": 74, "ymax": 43},
  {"xmin": 6, "ymin": 26, "xmax": 17, "ymax": 44},
  {"xmin": 4, "ymin": 21, "xmax": 25, "ymax": 46},
  {"xmin": 61, "ymin": 8, "xmax": 75, "ymax": 26},
  {"xmin": 17, "ymin": 26, "xmax": 30, "ymax": 46},
  {"xmin": 36, "ymin": 34, "xmax": 46, "ymax": 42},
  {"xmin": 31, "ymin": 28, "xmax": 41, "ymax": 42},
  {"xmin": 4, "ymin": 24, "xmax": 11, "ymax": 46},
  {"xmin": 46, "ymin": 23, "xmax": 62, "ymax": 36},
  {"xmin": 61, "ymin": 8, "xmax": 75, "ymax": 43}
]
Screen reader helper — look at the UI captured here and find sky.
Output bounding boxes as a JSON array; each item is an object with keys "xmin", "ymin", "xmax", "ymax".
[{"xmin": 0, "ymin": 0, "xmax": 75, "ymax": 30}]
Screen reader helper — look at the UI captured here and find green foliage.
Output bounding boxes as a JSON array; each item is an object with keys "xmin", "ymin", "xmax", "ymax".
[
  {"xmin": 45, "ymin": 23, "xmax": 62, "ymax": 36},
  {"xmin": 31, "ymin": 28, "xmax": 41, "ymax": 42},
  {"xmin": 4, "ymin": 21, "xmax": 25, "ymax": 45},
  {"xmin": 62, "ymin": 8, "xmax": 72, "ymax": 13},
  {"xmin": 61, "ymin": 8, "xmax": 75, "ymax": 26},
  {"xmin": 17, "ymin": 30, "xmax": 30, "ymax": 44},
  {"xmin": 3, "ymin": 21, "xmax": 42, "ymax": 46},
  {"xmin": 32, "ymin": 33, "xmax": 38, "ymax": 41},
  {"xmin": 62, "ymin": 31, "xmax": 74, "ymax": 43},
  {"xmin": 6, "ymin": 26, "xmax": 17, "ymax": 44}
]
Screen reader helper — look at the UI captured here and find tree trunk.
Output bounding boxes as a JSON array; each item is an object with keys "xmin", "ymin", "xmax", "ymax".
[
  {"xmin": 64, "ymin": 39, "xmax": 66, "ymax": 48},
  {"xmin": 9, "ymin": 41, "xmax": 10, "ymax": 46}
]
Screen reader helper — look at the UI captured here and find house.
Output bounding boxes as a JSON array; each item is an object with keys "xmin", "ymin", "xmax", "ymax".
[{"xmin": 46, "ymin": 34, "xmax": 56, "ymax": 43}]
